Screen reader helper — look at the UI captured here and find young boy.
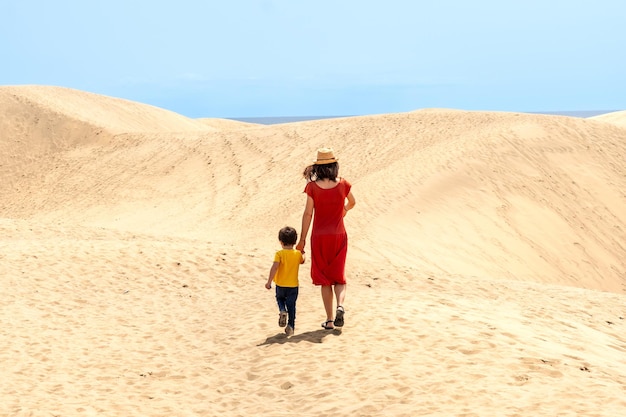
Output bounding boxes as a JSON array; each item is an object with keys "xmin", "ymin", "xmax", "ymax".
[{"xmin": 265, "ymin": 226, "xmax": 305, "ymax": 336}]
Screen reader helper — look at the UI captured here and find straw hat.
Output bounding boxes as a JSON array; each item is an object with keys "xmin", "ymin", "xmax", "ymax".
[{"xmin": 314, "ymin": 147, "xmax": 338, "ymax": 165}]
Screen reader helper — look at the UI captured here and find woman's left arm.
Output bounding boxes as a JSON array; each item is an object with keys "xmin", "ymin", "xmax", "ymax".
[{"xmin": 297, "ymin": 195, "xmax": 314, "ymax": 252}]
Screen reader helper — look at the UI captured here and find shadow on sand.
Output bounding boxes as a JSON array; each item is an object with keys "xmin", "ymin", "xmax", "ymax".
[{"xmin": 257, "ymin": 328, "xmax": 342, "ymax": 346}]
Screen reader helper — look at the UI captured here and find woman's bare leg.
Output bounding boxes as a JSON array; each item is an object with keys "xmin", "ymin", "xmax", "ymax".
[
  {"xmin": 334, "ymin": 284, "xmax": 346, "ymax": 309},
  {"xmin": 321, "ymin": 285, "xmax": 334, "ymax": 322},
  {"xmin": 332, "ymin": 284, "xmax": 347, "ymax": 326}
]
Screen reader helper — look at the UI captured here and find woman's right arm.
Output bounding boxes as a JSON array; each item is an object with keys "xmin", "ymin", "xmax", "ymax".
[
  {"xmin": 343, "ymin": 191, "xmax": 356, "ymax": 216},
  {"xmin": 297, "ymin": 195, "xmax": 314, "ymax": 252}
]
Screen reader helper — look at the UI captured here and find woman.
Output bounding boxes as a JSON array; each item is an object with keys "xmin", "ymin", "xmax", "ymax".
[{"xmin": 296, "ymin": 148, "xmax": 356, "ymax": 330}]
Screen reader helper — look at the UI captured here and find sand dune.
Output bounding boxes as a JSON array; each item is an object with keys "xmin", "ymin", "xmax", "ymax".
[
  {"xmin": 196, "ymin": 118, "xmax": 262, "ymax": 130},
  {"xmin": 1, "ymin": 85, "xmax": 212, "ymax": 135},
  {"xmin": 1, "ymin": 86, "xmax": 625, "ymax": 416},
  {"xmin": 590, "ymin": 109, "xmax": 626, "ymax": 129}
]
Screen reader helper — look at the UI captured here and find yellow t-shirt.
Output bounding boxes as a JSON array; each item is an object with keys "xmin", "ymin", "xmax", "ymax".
[{"xmin": 273, "ymin": 249, "xmax": 303, "ymax": 288}]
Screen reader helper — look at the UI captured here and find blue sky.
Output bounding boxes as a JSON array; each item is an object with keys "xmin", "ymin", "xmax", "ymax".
[{"xmin": 1, "ymin": 0, "xmax": 625, "ymax": 118}]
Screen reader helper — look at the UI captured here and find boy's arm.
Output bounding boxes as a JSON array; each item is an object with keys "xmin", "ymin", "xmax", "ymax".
[
  {"xmin": 300, "ymin": 252, "xmax": 306, "ymax": 264},
  {"xmin": 265, "ymin": 262, "xmax": 279, "ymax": 289}
]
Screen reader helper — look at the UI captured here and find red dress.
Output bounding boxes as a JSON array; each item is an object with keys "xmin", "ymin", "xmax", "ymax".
[{"xmin": 304, "ymin": 178, "xmax": 352, "ymax": 286}]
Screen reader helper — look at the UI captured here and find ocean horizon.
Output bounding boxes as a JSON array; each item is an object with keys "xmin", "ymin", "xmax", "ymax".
[{"xmin": 229, "ymin": 110, "xmax": 617, "ymax": 125}]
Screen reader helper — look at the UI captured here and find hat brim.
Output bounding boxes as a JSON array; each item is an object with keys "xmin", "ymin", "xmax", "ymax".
[{"xmin": 314, "ymin": 158, "xmax": 338, "ymax": 165}]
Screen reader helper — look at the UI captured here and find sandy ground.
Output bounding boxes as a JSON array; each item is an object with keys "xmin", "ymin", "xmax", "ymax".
[{"xmin": 1, "ymin": 85, "xmax": 625, "ymax": 416}]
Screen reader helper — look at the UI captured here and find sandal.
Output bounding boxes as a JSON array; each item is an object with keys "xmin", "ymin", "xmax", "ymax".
[
  {"xmin": 334, "ymin": 306, "xmax": 345, "ymax": 327},
  {"xmin": 321, "ymin": 320, "xmax": 334, "ymax": 330}
]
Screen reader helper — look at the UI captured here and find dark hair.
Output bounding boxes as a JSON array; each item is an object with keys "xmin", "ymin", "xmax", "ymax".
[
  {"xmin": 303, "ymin": 162, "xmax": 339, "ymax": 181},
  {"xmin": 278, "ymin": 226, "xmax": 298, "ymax": 245}
]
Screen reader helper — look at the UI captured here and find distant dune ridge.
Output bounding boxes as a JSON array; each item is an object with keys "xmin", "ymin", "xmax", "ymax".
[
  {"xmin": 591, "ymin": 109, "xmax": 626, "ymax": 128},
  {"xmin": 1, "ymin": 85, "xmax": 625, "ymax": 416}
]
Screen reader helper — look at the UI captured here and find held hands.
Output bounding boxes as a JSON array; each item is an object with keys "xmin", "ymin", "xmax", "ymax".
[{"xmin": 296, "ymin": 241, "xmax": 305, "ymax": 254}]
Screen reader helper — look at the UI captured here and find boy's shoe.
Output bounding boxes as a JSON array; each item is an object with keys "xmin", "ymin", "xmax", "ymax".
[
  {"xmin": 285, "ymin": 325, "xmax": 294, "ymax": 336},
  {"xmin": 278, "ymin": 311, "xmax": 288, "ymax": 327}
]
